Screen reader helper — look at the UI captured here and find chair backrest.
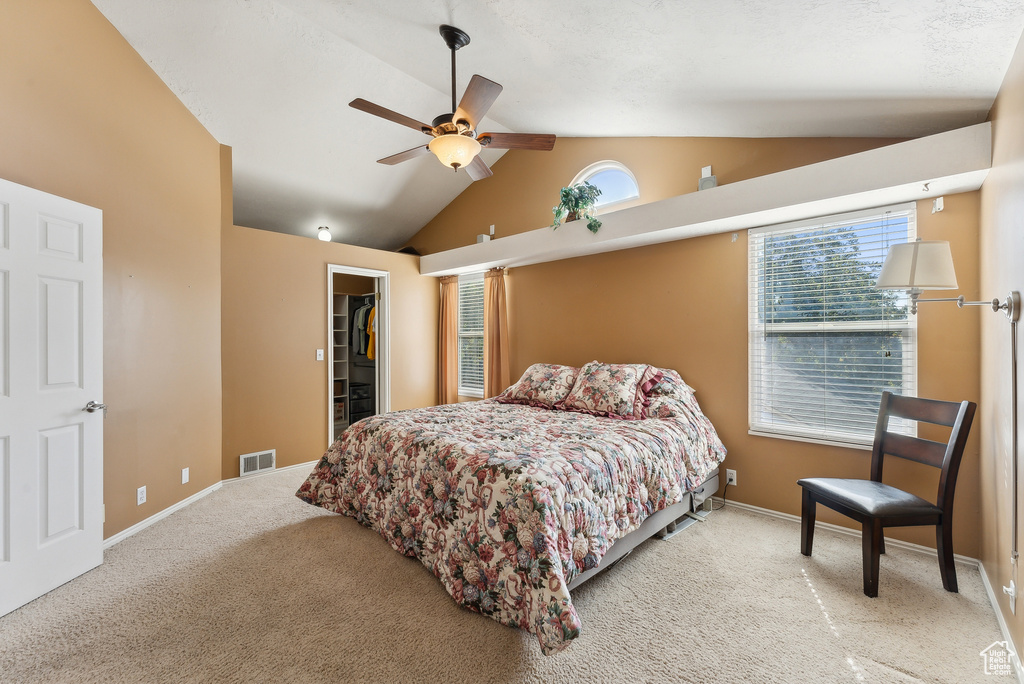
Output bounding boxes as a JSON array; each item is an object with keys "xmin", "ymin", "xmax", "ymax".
[{"xmin": 870, "ymin": 391, "xmax": 977, "ymax": 511}]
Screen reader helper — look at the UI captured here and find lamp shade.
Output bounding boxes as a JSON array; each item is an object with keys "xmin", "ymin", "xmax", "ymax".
[
  {"xmin": 876, "ymin": 240, "xmax": 958, "ymax": 290},
  {"xmin": 428, "ymin": 133, "xmax": 481, "ymax": 170}
]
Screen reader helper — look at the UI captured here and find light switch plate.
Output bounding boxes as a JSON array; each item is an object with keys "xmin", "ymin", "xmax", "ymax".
[{"xmin": 316, "ymin": 349, "xmax": 324, "ymax": 361}]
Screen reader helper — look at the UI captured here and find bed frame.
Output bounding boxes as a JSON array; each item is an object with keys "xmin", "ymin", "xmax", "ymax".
[{"xmin": 566, "ymin": 468, "xmax": 720, "ymax": 591}]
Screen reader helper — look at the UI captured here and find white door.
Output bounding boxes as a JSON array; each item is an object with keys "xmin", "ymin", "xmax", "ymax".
[{"xmin": 0, "ymin": 177, "xmax": 103, "ymax": 617}]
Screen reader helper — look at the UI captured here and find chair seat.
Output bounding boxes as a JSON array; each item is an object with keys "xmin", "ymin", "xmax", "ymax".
[{"xmin": 798, "ymin": 478, "xmax": 941, "ymax": 519}]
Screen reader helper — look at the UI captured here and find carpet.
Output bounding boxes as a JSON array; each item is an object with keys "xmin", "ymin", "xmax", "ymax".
[{"xmin": 0, "ymin": 466, "xmax": 1006, "ymax": 683}]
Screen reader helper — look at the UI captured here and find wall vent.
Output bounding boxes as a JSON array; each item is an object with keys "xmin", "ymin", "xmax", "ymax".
[{"xmin": 239, "ymin": 449, "xmax": 276, "ymax": 477}]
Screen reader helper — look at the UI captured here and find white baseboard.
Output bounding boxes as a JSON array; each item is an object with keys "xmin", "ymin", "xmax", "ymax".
[
  {"xmin": 712, "ymin": 496, "xmax": 979, "ymax": 567},
  {"xmin": 978, "ymin": 561, "xmax": 1024, "ymax": 683},
  {"xmin": 103, "ymin": 481, "xmax": 222, "ymax": 550}
]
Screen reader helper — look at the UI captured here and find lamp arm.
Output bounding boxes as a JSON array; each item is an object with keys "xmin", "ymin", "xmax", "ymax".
[{"xmin": 911, "ymin": 291, "xmax": 1021, "ymax": 322}]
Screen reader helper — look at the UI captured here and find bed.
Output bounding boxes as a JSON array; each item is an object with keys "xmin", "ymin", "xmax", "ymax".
[{"xmin": 297, "ymin": 362, "xmax": 727, "ymax": 654}]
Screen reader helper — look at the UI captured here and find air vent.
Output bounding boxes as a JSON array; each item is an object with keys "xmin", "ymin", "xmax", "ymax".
[{"xmin": 239, "ymin": 449, "xmax": 276, "ymax": 477}]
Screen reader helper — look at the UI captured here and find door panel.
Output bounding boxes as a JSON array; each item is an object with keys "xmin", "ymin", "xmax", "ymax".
[
  {"xmin": 39, "ymin": 277, "xmax": 82, "ymax": 390},
  {"xmin": 39, "ymin": 425, "xmax": 83, "ymax": 542},
  {"xmin": 0, "ymin": 177, "xmax": 102, "ymax": 617}
]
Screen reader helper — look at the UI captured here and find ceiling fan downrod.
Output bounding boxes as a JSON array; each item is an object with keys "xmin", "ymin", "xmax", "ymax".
[{"xmin": 439, "ymin": 25, "xmax": 471, "ymax": 117}]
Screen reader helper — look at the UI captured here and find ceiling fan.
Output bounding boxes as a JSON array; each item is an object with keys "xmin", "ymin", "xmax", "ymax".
[{"xmin": 349, "ymin": 24, "xmax": 556, "ymax": 181}]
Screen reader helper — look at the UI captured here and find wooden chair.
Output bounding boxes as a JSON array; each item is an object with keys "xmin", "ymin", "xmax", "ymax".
[{"xmin": 798, "ymin": 391, "xmax": 976, "ymax": 597}]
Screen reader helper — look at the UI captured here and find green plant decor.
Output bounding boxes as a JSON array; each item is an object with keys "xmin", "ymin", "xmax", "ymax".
[{"xmin": 551, "ymin": 182, "xmax": 602, "ymax": 234}]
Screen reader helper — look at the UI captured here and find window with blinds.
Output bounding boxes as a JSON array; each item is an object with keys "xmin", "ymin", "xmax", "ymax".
[
  {"xmin": 458, "ymin": 273, "xmax": 485, "ymax": 397},
  {"xmin": 748, "ymin": 203, "xmax": 917, "ymax": 446}
]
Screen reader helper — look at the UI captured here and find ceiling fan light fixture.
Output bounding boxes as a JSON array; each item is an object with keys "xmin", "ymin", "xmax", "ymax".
[{"xmin": 428, "ymin": 133, "xmax": 481, "ymax": 170}]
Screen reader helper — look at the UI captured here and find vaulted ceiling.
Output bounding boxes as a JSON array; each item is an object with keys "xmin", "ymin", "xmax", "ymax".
[{"xmin": 91, "ymin": 0, "xmax": 1024, "ymax": 251}]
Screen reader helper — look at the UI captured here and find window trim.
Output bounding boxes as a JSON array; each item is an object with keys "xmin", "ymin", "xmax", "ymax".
[
  {"xmin": 570, "ymin": 160, "xmax": 640, "ymax": 212},
  {"xmin": 747, "ymin": 202, "xmax": 918, "ymax": 448},
  {"xmin": 457, "ymin": 272, "xmax": 485, "ymax": 398}
]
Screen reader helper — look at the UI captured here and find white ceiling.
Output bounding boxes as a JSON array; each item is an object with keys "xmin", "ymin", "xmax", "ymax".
[{"xmin": 91, "ymin": 0, "xmax": 1024, "ymax": 251}]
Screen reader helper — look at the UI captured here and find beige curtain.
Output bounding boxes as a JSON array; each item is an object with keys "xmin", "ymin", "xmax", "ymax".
[
  {"xmin": 484, "ymin": 268, "xmax": 511, "ymax": 397},
  {"xmin": 438, "ymin": 275, "xmax": 459, "ymax": 404}
]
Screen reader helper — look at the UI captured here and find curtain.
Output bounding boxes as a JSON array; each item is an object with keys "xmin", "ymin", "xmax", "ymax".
[
  {"xmin": 484, "ymin": 268, "xmax": 511, "ymax": 397},
  {"xmin": 438, "ymin": 275, "xmax": 459, "ymax": 404}
]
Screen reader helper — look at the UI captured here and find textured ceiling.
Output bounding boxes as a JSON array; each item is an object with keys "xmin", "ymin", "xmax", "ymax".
[{"xmin": 91, "ymin": 0, "xmax": 1024, "ymax": 251}]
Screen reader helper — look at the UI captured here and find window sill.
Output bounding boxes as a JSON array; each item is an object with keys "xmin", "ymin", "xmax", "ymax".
[
  {"xmin": 747, "ymin": 429, "xmax": 872, "ymax": 451},
  {"xmin": 458, "ymin": 388, "xmax": 484, "ymax": 399}
]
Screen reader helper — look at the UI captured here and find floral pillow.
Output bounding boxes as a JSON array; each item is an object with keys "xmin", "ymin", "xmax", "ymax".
[
  {"xmin": 646, "ymin": 368, "xmax": 696, "ymax": 401},
  {"xmin": 556, "ymin": 361, "xmax": 661, "ymax": 420},
  {"xmin": 495, "ymin": 363, "xmax": 580, "ymax": 409}
]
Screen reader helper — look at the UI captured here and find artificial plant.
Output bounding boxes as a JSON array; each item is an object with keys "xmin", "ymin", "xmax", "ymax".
[{"xmin": 551, "ymin": 182, "xmax": 602, "ymax": 234}]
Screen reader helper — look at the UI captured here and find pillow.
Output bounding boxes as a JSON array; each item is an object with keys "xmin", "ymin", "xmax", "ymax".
[
  {"xmin": 495, "ymin": 363, "xmax": 580, "ymax": 409},
  {"xmin": 646, "ymin": 368, "xmax": 695, "ymax": 401},
  {"xmin": 556, "ymin": 361, "xmax": 660, "ymax": 420}
]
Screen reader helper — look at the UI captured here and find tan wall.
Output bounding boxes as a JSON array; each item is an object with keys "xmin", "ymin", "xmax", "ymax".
[
  {"xmin": 221, "ymin": 225, "xmax": 438, "ymax": 478},
  {"xmin": 410, "ymin": 135, "xmax": 983, "ymax": 556},
  {"xmin": 334, "ymin": 273, "xmax": 375, "ymax": 295},
  {"xmin": 407, "ymin": 137, "xmax": 905, "ymax": 255},
  {"xmin": 980, "ymin": 31, "xmax": 1024, "ymax": 654},
  {"xmin": 0, "ymin": 1, "xmax": 224, "ymax": 538}
]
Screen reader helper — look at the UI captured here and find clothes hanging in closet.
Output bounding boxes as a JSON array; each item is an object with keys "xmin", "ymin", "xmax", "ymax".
[
  {"xmin": 367, "ymin": 306, "xmax": 376, "ymax": 360},
  {"xmin": 351, "ymin": 299, "xmax": 375, "ymax": 356}
]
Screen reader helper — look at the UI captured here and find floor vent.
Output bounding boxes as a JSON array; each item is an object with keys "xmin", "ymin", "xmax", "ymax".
[{"xmin": 239, "ymin": 449, "xmax": 276, "ymax": 477}]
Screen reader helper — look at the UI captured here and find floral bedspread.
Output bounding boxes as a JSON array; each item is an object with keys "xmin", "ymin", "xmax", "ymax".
[{"xmin": 296, "ymin": 396, "xmax": 726, "ymax": 654}]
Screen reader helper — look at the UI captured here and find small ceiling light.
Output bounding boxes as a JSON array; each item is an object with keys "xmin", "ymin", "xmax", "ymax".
[
  {"xmin": 428, "ymin": 133, "xmax": 481, "ymax": 171},
  {"xmin": 317, "ymin": 226, "xmax": 332, "ymax": 242}
]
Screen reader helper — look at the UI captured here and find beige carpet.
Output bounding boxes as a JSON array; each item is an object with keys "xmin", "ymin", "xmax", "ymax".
[{"xmin": 0, "ymin": 466, "xmax": 1006, "ymax": 683}]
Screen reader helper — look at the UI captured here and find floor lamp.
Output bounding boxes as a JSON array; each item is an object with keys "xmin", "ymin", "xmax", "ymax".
[{"xmin": 876, "ymin": 239, "xmax": 1021, "ymax": 610}]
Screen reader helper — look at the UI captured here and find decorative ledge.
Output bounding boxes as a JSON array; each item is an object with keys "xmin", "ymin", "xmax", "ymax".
[{"xmin": 419, "ymin": 122, "xmax": 991, "ymax": 277}]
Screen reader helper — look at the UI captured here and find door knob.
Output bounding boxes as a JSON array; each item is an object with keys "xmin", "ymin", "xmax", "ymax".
[{"xmin": 84, "ymin": 401, "xmax": 107, "ymax": 416}]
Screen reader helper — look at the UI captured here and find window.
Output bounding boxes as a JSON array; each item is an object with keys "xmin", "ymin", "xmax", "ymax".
[
  {"xmin": 571, "ymin": 160, "xmax": 639, "ymax": 210},
  {"xmin": 748, "ymin": 204, "xmax": 917, "ymax": 446},
  {"xmin": 458, "ymin": 273, "xmax": 485, "ymax": 397}
]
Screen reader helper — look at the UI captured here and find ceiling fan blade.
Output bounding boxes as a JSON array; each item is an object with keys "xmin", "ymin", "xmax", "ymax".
[
  {"xmin": 377, "ymin": 145, "xmax": 431, "ymax": 165},
  {"xmin": 350, "ymin": 98, "xmax": 434, "ymax": 134},
  {"xmin": 465, "ymin": 155, "xmax": 493, "ymax": 181},
  {"xmin": 478, "ymin": 132, "xmax": 556, "ymax": 151},
  {"xmin": 453, "ymin": 75, "xmax": 503, "ymax": 130}
]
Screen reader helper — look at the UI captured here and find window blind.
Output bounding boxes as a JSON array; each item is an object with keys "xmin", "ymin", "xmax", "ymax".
[
  {"xmin": 748, "ymin": 204, "xmax": 917, "ymax": 446},
  {"xmin": 458, "ymin": 273, "xmax": 485, "ymax": 397}
]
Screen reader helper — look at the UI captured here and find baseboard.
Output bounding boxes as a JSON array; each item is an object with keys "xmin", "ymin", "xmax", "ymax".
[
  {"xmin": 103, "ymin": 481, "xmax": 223, "ymax": 550},
  {"xmin": 712, "ymin": 496, "xmax": 979, "ymax": 567},
  {"xmin": 221, "ymin": 459, "xmax": 318, "ymax": 485},
  {"xmin": 978, "ymin": 561, "xmax": 1024, "ymax": 683}
]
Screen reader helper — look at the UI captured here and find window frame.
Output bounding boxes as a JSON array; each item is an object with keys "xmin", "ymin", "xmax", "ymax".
[
  {"xmin": 747, "ymin": 203, "xmax": 918, "ymax": 448},
  {"xmin": 457, "ymin": 272, "xmax": 485, "ymax": 398},
  {"xmin": 570, "ymin": 160, "xmax": 640, "ymax": 211}
]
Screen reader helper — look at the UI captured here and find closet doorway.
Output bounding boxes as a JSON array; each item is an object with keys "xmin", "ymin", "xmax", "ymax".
[{"xmin": 327, "ymin": 264, "xmax": 390, "ymax": 445}]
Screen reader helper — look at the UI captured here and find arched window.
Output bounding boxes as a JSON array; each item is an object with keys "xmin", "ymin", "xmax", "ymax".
[{"xmin": 571, "ymin": 161, "xmax": 639, "ymax": 210}]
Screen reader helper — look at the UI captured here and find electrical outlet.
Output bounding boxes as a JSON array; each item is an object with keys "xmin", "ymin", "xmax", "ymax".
[
  {"xmin": 181, "ymin": 467, "xmax": 190, "ymax": 485},
  {"xmin": 136, "ymin": 485, "xmax": 147, "ymax": 506},
  {"xmin": 726, "ymin": 469, "xmax": 737, "ymax": 486}
]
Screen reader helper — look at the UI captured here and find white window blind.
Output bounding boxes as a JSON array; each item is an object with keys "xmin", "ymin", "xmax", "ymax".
[
  {"xmin": 748, "ymin": 203, "xmax": 917, "ymax": 446},
  {"xmin": 458, "ymin": 273, "xmax": 485, "ymax": 397}
]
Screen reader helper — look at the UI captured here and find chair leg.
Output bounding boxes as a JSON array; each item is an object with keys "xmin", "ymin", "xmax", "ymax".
[
  {"xmin": 862, "ymin": 519, "xmax": 882, "ymax": 598},
  {"xmin": 936, "ymin": 519, "xmax": 958, "ymax": 593},
  {"xmin": 800, "ymin": 489, "xmax": 816, "ymax": 557},
  {"xmin": 879, "ymin": 534, "xmax": 885, "ymax": 555}
]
